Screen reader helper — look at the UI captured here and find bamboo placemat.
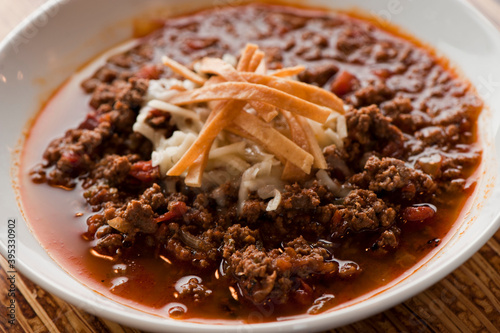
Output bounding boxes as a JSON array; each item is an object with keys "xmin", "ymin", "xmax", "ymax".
[{"xmin": 1, "ymin": 0, "xmax": 500, "ymax": 332}]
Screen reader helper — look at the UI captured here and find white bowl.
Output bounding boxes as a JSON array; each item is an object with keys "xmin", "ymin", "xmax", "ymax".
[{"xmin": 1, "ymin": 0, "xmax": 500, "ymax": 331}]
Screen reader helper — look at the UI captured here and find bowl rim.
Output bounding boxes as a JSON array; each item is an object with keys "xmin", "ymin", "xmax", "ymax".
[{"xmin": 1, "ymin": 0, "xmax": 500, "ymax": 331}]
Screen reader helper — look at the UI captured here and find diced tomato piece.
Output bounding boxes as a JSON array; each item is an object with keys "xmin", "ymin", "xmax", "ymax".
[
  {"xmin": 275, "ymin": 257, "xmax": 292, "ymax": 271},
  {"xmin": 330, "ymin": 71, "xmax": 358, "ymax": 96},
  {"xmin": 185, "ymin": 37, "xmax": 217, "ymax": 50},
  {"xmin": 293, "ymin": 279, "xmax": 314, "ymax": 305},
  {"xmin": 128, "ymin": 160, "xmax": 159, "ymax": 182},
  {"xmin": 78, "ymin": 112, "xmax": 99, "ymax": 130},
  {"xmin": 331, "ymin": 210, "xmax": 343, "ymax": 226},
  {"xmin": 61, "ymin": 151, "xmax": 83, "ymax": 168},
  {"xmin": 154, "ymin": 201, "xmax": 188, "ymax": 223},
  {"xmin": 372, "ymin": 69, "xmax": 391, "ymax": 79},
  {"xmin": 401, "ymin": 183, "xmax": 416, "ymax": 194},
  {"xmin": 148, "ymin": 109, "xmax": 164, "ymax": 118},
  {"xmin": 135, "ymin": 64, "xmax": 162, "ymax": 79},
  {"xmin": 382, "ymin": 139, "xmax": 404, "ymax": 158},
  {"xmin": 402, "ymin": 205, "xmax": 436, "ymax": 222}
]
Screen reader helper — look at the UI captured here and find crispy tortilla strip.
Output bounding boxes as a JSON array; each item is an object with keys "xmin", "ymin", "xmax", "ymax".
[
  {"xmin": 185, "ymin": 153, "xmax": 209, "ymax": 187},
  {"xmin": 167, "ymin": 99, "xmax": 248, "ymax": 176},
  {"xmin": 232, "ymin": 111, "xmax": 314, "ymax": 174},
  {"xmin": 281, "ymin": 110, "xmax": 310, "ymax": 181},
  {"xmin": 184, "ymin": 61, "xmax": 259, "ymax": 185},
  {"xmin": 203, "ymin": 76, "xmax": 226, "ymax": 87},
  {"xmin": 240, "ymin": 73, "xmax": 344, "ymax": 113},
  {"xmin": 166, "ymin": 82, "xmax": 332, "ymax": 123},
  {"xmin": 255, "ymin": 57, "xmax": 267, "ymax": 74},
  {"xmin": 281, "ymin": 111, "xmax": 309, "ymax": 151},
  {"xmin": 253, "ymin": 104, "xmax": 279, "ymax": 122},
  {"xmin": 282, "ymin": 161, "xmax": 308, "ymax": 182},
  {"xmin": 247, "ymin": 50, "xmax": 265, "ymax": 73},
  {"xmin": 205, "ymin": 77, "xmax": 227, "ymax": 111},
  {"xmin": 296, "ymin": 115, "xmax": 328, "ymax": 169},
  {"xmin": 205, "ymin": 75, "xmax": 225, "ymax": 86},
  {"xmin": 184, "ymin": 48, "xmax": 267, "ymax": 184},
  {"xmin": 161, "ymin": 56, "xmax": 206, "ymax": 86},
  {"xmin": 185, "ymin": 97, "xmax": 231, "ymax": 187},
  {"xmin": 199, "ymin": 59, "xmax": 343, "ymax": 114},
  {"xmin": 200, "ymin": 58, "xmax": 276, "ymax": 121},
  {"xmin": 184, "ymin": 104, "xmax": 226, "ymax": 187},
  {"xmin": 200, "ymin": 57, "xmax": 247, "ymax": 82},
  {"xmin": 225, "ymin": 125, "xmax": 256, "ymax": 142},
  {"xmin": 186, "ymin": 75, "xmax": 240, "ymax": 185},
  {"xmin": 200, "ymin": 58, "xmax": 279, "ymax": 122},
  {"xmin": 237, "ymin": 43, "xmax": 258, "ymax": 71},
  {"xmin": 225, "ymin": 125, "xmax": 286, "ymax": 165},
  {"xmin": 271, "ymin": 65, "xmax": 306, "ymax": 77}
]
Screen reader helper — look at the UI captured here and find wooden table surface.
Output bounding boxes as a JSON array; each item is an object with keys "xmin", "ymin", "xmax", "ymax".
[{"xmin": 1, "ymin": 1, "xmax": 500, "ymax": 332}]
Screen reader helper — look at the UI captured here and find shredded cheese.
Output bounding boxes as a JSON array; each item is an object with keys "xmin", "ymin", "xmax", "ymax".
[
  {"xmin": 148, "ymin": 100, "xmax": 200, "ymax": 121},
  {"xmin": 146, "ymin": 78, "xmax": 195, "ymax": 101},
  {"xmin": 152, "ymin": 131, "xmax": 198, "ymax": 174}
]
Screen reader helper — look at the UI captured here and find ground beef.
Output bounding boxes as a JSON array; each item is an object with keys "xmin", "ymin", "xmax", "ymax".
[
  {"xmin": 351, "ymin": 156, "xmax": 436, "ymax": 200},
  {"xmin": 350, "ymin": 82, "xmax": 395, "ymax": 108},
  {"xmin": 371, "ymin": 226, "xmax": 401, "ymax": 255},
  {"xmin": 184, "ymin": 204, "xmax": 214, "ymax": 230},
  {"xmin": 335, "ymin": 189, "xmax": 397, "ymax": 235},
  {"xmin": 324, "ymin": 145, "xmax": 352, "ymax": 180},
  {"xmin": 344, "ymin": 105, "xmax": 406, "ymax": 162},
  {"xmin": 240, "ymin": 200, "xmax": 264, "ymax": 224},
  {"xmin": 122, "ymin": 200, "xmax": 157, "ymax": 233},
  {"xmin": 380, "ymin": 96, "xmax": 426, "ymax": 134},
  {"xmin": 298, "ymin": 63, "xmax": 338, "ymax": 86},
  {"xmin": 204, "ymin": 182, "xmax": 238, "ymax": 209},
  {"xmin": 177, "ymin": 278, "xmax": 213, "ymax": 302},
  {"xmin": 94, "ymin": 234, "xmax": 123, "ymax": 256},
  {"xmin": 141, "ymin": 183, "xmax": 168, "ymax": 211},
  {"xmin": 336, "ymin": 26, "xmax": 374, "ymax": 56},
  {"xmin": 280, "ymin": 184, "xmax": 321, "ymax": 211},
  {"xmin": 90, "ymin": 77, "xmax": 148, "ymax": 110},
  {"xmin": 227, "ymin": 236, "xmax": 339, "ymax": 304},
  {"xmin": 34, "ymin": 122, "xmax": 113, "ymax": 188},
  {"xmin": 35, "ymin": 74, "xmax": 152, "ymax": 190},
  {"xmin": 221, "ymin": 224, "xmax": 260, "ymax": 259},
  {"xmin": 163, "ymin": 225, "xmax": 221, "ymax": 268},
  {"xmin": 165, "ymin": 237, "xmax": 213, "ymax": 268},
  {"xmin": 103, "ymin": 199, "xmax": 156, "ymax": 235},
  {"xmin": 87, "ymin": 154, "xmax": 134, "ymax": 186}
]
